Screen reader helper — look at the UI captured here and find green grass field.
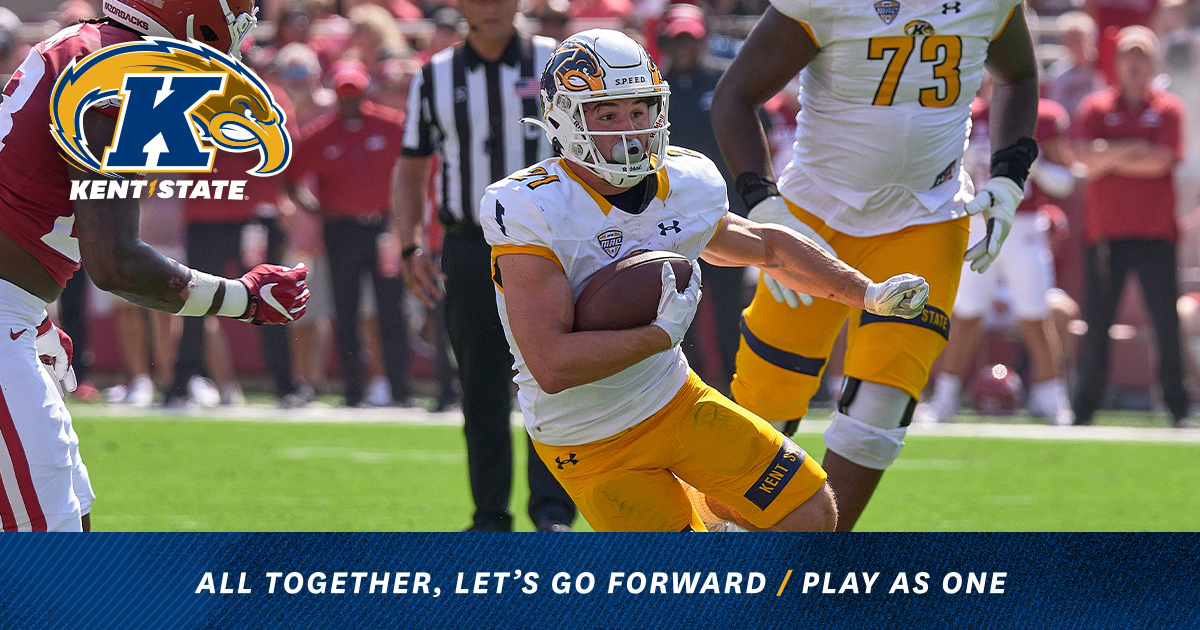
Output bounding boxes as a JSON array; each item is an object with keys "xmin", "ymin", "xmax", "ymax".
[{"xmin": 69, "ymin": 405, "xmax": 1200, "ymax": 532}]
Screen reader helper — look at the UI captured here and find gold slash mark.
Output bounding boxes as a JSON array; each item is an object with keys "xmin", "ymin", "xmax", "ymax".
[
  {"xmin": 147, "ymin": 179, "xmax": 158, "ymax": 198},
  {"xmin": 776, "ymin": 569, "xmax": 793, "ymax": 597}
]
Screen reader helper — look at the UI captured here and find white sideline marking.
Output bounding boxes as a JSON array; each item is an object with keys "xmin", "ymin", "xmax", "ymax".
[
  {"xmin": 74, "ymin": 405, "xmax": 1200, "ymax": 443},
  {"xmin": 279, "ymin": 446, "xmax": 461, "ymax": 464}
]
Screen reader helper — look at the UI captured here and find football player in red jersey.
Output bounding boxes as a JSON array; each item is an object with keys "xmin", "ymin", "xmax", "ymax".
[{"xmin": 0, "ymin": 0, "xmax": 308, "ymax": 531}]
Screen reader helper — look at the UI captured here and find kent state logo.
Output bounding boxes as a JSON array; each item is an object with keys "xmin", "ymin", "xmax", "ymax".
[
  {"xmin": 49, "ymin": 37, "xmax": 290, "ymax": 177},
  {"xmin": 551, "ymin": 41, "xmax": 605, "ymax": 94}
]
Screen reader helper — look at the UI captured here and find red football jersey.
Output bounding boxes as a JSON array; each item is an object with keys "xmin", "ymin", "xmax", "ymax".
[
  {"xmin": 289, "ymin": 100, "xmax": 405, "ymax": 218},
  {"xmin": 0, "ymin": 23, "xmax": 141, "ymax": 287}
]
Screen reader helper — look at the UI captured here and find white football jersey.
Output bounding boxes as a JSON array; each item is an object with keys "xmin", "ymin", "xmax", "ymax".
[
  {"xmin": 769, "ymin": 0, "xmax": 1024, "ymax": 236},
  {"xmin": 481, "ymin": 149, "xmax": 729, "ymax": 446}
]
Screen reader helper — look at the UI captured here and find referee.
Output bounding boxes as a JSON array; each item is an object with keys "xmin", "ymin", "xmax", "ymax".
[{"xmin": 392, "ymin": 0, "xmax": 576, "ymax": 532}]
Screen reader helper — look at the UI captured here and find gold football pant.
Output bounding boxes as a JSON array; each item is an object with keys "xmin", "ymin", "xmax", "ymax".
[
  {"xmin": 532, "ymin": 371, "xmax": 827, "ymax": 532},
  {"xmin": 732, "ymin": 201, "xmax": 970, "ymax": 421}
]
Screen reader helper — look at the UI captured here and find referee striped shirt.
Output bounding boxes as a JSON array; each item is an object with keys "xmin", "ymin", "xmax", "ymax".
[{"xmin": 402, "ymin": 33, "xmax": 556, "ymax": 231}]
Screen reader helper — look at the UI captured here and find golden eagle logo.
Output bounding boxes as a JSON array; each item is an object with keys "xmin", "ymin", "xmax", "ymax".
[
  {"xmin": 49, "ymin": 37, "xmax": 290, "ymax": 177},
  {"xmin": 552, "ymin": 41, "xmax": 606, "ymax": 94}
]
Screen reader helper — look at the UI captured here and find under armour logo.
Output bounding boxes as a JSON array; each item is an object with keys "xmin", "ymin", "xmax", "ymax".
[
  {"xmin": 941, "ymin": 1, "xmax": 961, "ymax": 13},
  {"xmin": 555, "ymin": 453, "xmax": 579, "ymax": 469},
  {"xmin": 658, "ymin": 220, "xmax": 681, "ymax": 235}
]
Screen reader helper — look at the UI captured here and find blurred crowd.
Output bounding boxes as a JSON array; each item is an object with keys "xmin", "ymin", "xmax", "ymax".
[{"xmin": 5, "ymin": 0, "xmax": 1200, "ymax": 419}]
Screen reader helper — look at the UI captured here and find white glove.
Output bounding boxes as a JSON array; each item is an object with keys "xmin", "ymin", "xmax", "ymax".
[
  {"xmin": 35, "ymin": 314, "xmax": 77, "ymax": 393},
  {"xmin": 748, "ymin": 196, "xmax": 836, "ymax": 308},
  {"xmin": 652, "ymin": 260, "xmax": 702, "ymax": 348},
  {"xmin": 864, "ymin": 274, "xmax": 929, "ymax": 319},
  {"xmin": 963, "ymin": 176, "xmax": 1023, "ymax": 274}
]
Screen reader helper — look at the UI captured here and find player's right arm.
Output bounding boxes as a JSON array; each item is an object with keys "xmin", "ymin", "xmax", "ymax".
[
  {"xmin": 708, "ymin": 10, "xmax": 828, "ymax": 308},
  {"xmin": 701, "ymin": 213, "xmax": 928, "ymax": 318},
  {"xmin": 709, "ymin": 7, "xmax": 816, "ymax": 181},
  {"xmin": 71, "ymin": 109, "xmax": 307, "ymax": 323},
  {"xmin": 497, "ymin": 253, "xmax": 682, "ymax": 395}
]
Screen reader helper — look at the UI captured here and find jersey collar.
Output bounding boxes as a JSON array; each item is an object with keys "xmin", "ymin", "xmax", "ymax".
[{"xmin": 557, "ymin": 158, "xmax": 671, "ymax": 217}]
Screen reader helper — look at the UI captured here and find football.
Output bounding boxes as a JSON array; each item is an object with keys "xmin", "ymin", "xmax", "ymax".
[{"xmin": 573, "ymin": 250, "xmax": 693, "ymax": 332}]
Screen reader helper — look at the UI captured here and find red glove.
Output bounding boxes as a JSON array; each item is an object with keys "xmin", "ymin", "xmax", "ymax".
[
  {"xmin": 238, "ymin": 263, "xmax": 310, "ymax": 325},
  {"xmin": 35, "ymin": 315, "xmax": 77, "ymax": 392}
]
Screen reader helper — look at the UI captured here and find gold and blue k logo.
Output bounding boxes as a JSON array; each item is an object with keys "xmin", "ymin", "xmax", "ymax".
[{"xmin": 50, "ymin": 37, "xmax": 290, "ymax": 177}]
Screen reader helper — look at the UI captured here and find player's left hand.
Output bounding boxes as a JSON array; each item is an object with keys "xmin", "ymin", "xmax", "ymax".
[
  {"xmin": 652, "ymin": 260, "xmax": 703, "ymax": 348},
  {"xmin": 963, "ymin": 177, "xmax": 1023, "ymax": 274},
  {"xmin": 864, "ymin": 274, "xmax": 929, "ymax": 319},
  {"xmin": 35, "ymin": 315, "xmax": 77, "ymax": 393},
  {"xmin": 238, "ymin": 263, "xmax": 310, "ymax": 325}
]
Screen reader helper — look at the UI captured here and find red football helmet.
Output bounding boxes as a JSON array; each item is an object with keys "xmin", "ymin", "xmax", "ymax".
[
  {"xmin": 971, "ymin": 364, "xmax": 1025, "ymax": 416},
  {"xmin": 102, "ymin": 0, "xmax": 258, "ymax": 58}
]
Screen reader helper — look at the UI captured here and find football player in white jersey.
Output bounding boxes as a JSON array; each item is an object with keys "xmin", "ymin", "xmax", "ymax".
[
  {"xmin": 484, "ymin": 29, "xmax": 932, "ymax": 532},
  {"xmin": 710, "ymin": 0, "xmax": 1040, "ymax": 530}
]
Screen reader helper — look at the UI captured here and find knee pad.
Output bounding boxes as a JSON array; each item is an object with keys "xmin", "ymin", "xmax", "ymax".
[{"xmin": 821, "ymin": 378, "xmax": 916, "ymax": 470}]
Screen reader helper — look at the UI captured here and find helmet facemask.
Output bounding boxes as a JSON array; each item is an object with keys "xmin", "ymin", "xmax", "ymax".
[
  {"xmin": 218, "ymin": 0, "xmax": 258, "ymax": 59},
  {"xmin": 543, "ymin": 88, "xmax": 670, "ymax": 188}
]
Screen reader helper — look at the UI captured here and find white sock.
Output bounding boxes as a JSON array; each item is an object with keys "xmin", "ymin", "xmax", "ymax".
[{"xmin": 932, "ymin": 373, "xmax": 962, "ymax": 406}]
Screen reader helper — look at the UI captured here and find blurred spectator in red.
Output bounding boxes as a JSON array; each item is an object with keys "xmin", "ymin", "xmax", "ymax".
[
  {"xmin": 345, "ymin": 3, "xmax": 411, "ymax": 74},
  {"xmin": 1087, "ymin": 0, "xmax": 1159, "ymax": 30},
  {"xmin": 416, "ymin": 7, "xmax": 465, "ymax": 63},
  {"xmin": 1071, "ymin": 26, "xmax": 1189, "ymax": 427},
  {"xmin": 271, "ymin": 42, "xmax": 337, "ymax": 125},
  {"xmin": 1046, "ymin": 11, "xmax": 1106, "ymax": 116},
  {"xmin": 570, "ymin": 0, "xmax": 632, "ymax": 20},
  {"xmin": 1087, "ymin": 0, "xmax": 1161, "ymax": 84},
  {"xmin": 286, "ymin": 59, "xmax": 413, "ymax": 407}
]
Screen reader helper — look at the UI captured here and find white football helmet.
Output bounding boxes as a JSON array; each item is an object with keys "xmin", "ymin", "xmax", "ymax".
[{"xmin": 525, "ymin": 29, "xmax": 670, "ymax": 188}]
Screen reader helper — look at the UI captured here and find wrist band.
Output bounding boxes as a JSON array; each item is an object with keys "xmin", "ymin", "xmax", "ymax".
[
  {"xmin": 734, "ymin": 172, "xmax": 780, "ymax": 210},
  {"xmin": 989, "ymin": 137, "xmax": 1039, "ymax": 190},
  {"xmin": 401, "ymin": 245, "xmax": 421, "ymax": 260},
  {"xmin": 177, "ymin": 271, "xmax": 249, "ymax": 318}
]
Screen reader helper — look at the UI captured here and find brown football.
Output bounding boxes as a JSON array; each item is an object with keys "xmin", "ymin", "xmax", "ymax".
[{"xmin": 573, "ymin": 250, "xmax": 693, "ymax": 332}]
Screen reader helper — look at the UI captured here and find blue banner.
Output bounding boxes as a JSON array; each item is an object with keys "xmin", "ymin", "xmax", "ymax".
[{"xmin": 1, "ymin": 533, "xmax": 1197, "ymax": 629}]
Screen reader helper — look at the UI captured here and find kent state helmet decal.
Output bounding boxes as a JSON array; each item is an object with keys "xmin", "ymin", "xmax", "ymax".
[
  {"xmin": 548, "ymin": 40, "xmax": 606, "ymax": 96},
  {"xmin": 49, "ymin": 37, "xmax": 291, "ymax": 177}
]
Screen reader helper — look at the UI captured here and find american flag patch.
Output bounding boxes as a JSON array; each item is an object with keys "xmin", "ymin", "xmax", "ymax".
[{"xmin": 514, "ymin": 77, "xmax": 541, "ymax": 99}]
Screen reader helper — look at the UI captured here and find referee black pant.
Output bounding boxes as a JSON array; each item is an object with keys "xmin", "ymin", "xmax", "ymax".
[
  {"xmin": 323, "ymin": 217, "xmax": 411, "ymax": 407},
  {"xmin": 169, "ymin": 220, "xmax": 295, "ymax": 400},
  {"xmin": 442, "ymin": 232, "xmax": 576, "ymax": 531},
  {"xmin": 1074, "ymin": 240, "xmax": 1189, "ymax": 424}
]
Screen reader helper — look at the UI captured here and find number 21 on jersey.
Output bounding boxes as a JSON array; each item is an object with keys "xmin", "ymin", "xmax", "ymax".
[{"xmin": 868, "ymin": 35, "xmax": 962, "ymax": 108}]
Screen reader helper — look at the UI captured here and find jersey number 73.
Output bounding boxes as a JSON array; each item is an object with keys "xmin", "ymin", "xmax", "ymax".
[{"xmin": 868, "ymin": 35, "xmax": 962, "ymax": 107}]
